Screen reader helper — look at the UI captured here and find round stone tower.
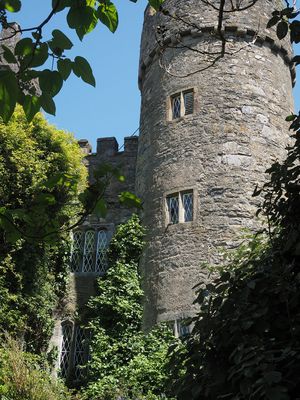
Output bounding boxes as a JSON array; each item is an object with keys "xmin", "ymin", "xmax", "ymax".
[{"xmin": 136, "ymin": 0, "xmax": 295, "ymax": 329}]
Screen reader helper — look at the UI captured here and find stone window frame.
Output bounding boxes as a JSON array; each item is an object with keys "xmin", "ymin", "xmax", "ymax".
[
  {"xmin": 167, "ymin": 87, "xmax": 197, "ymax": 121},
  {"xmin": 164, "ymin": 188, "xmax": 196, "ymax": 226},
  {"xmin": 59, "ymin": 321, "xmax": 90, "ymax": 381},
  {"xmin": 70, "ymin": 227, "xmax": 110, "ymax": 275},
  {"xmin": 173, "ymin": 318, "xmax": 192, "ymax": 338}
]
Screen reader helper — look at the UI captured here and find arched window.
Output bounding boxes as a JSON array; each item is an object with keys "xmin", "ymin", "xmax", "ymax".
[
  {"xmin": 71, "ymin": 231, "xmax": 84, "ymax": 272},
  {"xmin": 83, "ymin": 230, "xmax": 96, "ymax": 272},
  {"xmin": 59, "ymin": 322, "xmax": 90, "ymax": 381},
  {"xmin": 96, "ymin": 230, "xmax": 108, "ymax": 274},
  {"xmin": 60, "ymin": 321, "xmax": 73, "ymax": 379},
  {"xmin": 73, "ymin": 326, "xmax": 89, "ymax": 380},
  {"xmin": 70, "ymin": 229, "xmax": 108, "ymax": 274}
]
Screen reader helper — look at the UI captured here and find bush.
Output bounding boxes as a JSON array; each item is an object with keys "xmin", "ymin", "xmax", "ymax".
[{"xmin": 0, "ymin": 336, "xmax": 78, "ymax": 400}]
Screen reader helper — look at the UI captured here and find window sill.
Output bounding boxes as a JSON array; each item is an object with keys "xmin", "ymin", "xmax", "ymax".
[
  {"xmin": 166, "ymin": 114, "xmax": 194, "ymax": 124},
  {"xmin": 165, "ymin": 220, "xmax": 196, "ymax": 230},
  {"xmin": 70, "ymin": 271, "xmax": 105, "ymax": 277}
]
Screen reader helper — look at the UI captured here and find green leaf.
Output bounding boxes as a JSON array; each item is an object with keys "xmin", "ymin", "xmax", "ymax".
[
  {"xmin": 0, "ymin": 213, "xmax": 22, "ymax": 242},
  {"xmin": 0, "ymin": 69, "xmax": 18, "ymax": 123},
  {"xmin": 52, "ymin": 0, "xmax": 71, "ymax": 12},
  {"xmin": 76, "ymin": 7, "xmax": 98, "ymax": 40},
  {"xmin": 44, "ymin": 173, "xmax": 65, "ymax": 189},
  {"xmin": 119, "ymin": 192, "xmax": 142, "ymax": 208},
  {"xmin": 51, "ymin": 29, "xmax": 73, "ymax": 50},
  {"xmin": 285, "ymin": 114, "xmax": 296, "ymax": 121},
  {"xmin": 35, "ymin": 193, "xmax": 56, "ymax": 205},
  {"xmin": 66, "ymin": 5, "xmax": 81, "ymax": 28},
  {"xmin": 2, "ymin": 45, "xmax": 17, "ymax": 63},
  {"xmin": 28, "ymin": 42, "xmax": 49, "ymax": 68},
  {"xmin": 15, "ymin": 38, "xmax": 34, "ymax": 57},
  {"xmin": 40, "ymin": 93, "xmax": 56, "ymax": 116},
  {"xmin": 73, "ymin": 56, "xmax": 96, "ymax": 87},
  {"xmin": 0, "ymin": 0, "xmax": 21, "ymax": 12},
  {"xmin": 267, "ymin": 15, "xmax": 280, "ymax": 29},
  {"xmin": 23, "ymin": 95, "xmax": 41, "ymax": 122},
  {"xmin": 148, "ymin": 0, "xmax": 164, "ymax": 11},
  {"xmin": 97, "ymin": 1, "xmax": 118, "ymax": 33},
  {"xmin": 57, "ymin": 58, "xmax": 72, "ymax": 80},
  {"xmin": 39, "ymin": 69, "xmax": 63, "ymax": 97},
  {"xmin": 67, "ymin": 5, "xmax": 98, "ymax": 39},
  {"xmin": 276, "ymin": 20, "xmax": 288, "ymax": 40},
  {"xmin": 94, "ymin": 198, "xmax": 108, "ymax": 218}
]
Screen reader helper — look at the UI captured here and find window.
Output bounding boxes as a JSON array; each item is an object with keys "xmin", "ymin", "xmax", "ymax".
[
  {"xmin": 173, "ymin": 319, "xmax": 192, "ymax": 338},
  {"xmin": 182, "ymin": 192, "xmax": 193, "ymax": 222},
  {"xmin": 166, "ymin": 190, "xmax": 194, "ymax": 224},
  {"xmin": 172, "ymin": 94, "xmax": 181, "ymax": 119},
  {"xmin": 167, "ymin": 195, "xmax": 179, "ymax": 224},
  {"xmin": 60, "ymin": 322, "xmax": 72, "ymax": 378},
  {"xmin": 170, "ymin": 89, "xmax": 194, "ymax": 120},
  {"xmin": 60, "ymin": 322, "xmax": 90, "ymax": 380},
  {"xmin": 71, "ymin": 229, "xmax": 108, "ymax": 273}
]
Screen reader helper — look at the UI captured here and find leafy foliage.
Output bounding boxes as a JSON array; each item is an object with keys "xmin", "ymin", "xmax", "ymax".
[
  {"xmin": 0, "ymin": 108, "xmax": 86, "ymax": 352},
  {"xmin": 0, "ymin": 336, "xmax": 78, "ymax": 400},
  {"xmin": 80, "ymin": 216, "xmax": 179, "ymax": 400},
  {"xmin": 0, "ymin": 0, "xmax": 165, "ymax": 122}
]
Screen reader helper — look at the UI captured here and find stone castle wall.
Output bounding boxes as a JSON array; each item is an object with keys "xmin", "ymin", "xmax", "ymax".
[
  {"xmin": 66, "ymin": 136, "xmax": 139, "ymax": 310},
  {"xmin": 51, "ymin": 136, "xmax": 138, "ymax": 371},
  {"xmin": 136, "ymin": 0, "xmax": 295, "ymax": 328}
]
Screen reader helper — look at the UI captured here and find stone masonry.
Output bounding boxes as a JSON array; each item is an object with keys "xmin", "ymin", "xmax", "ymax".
[
  {"xmin": 51, "ymin": 136, "xmax": 139, "ymax": 373},
  {"xmin": 136, "ymin": 0, "xmax": 295, "ymax": 328}
]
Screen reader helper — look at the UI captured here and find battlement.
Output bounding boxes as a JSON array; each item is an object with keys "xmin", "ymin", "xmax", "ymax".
[
  {"xmin": 78, "ymin": 136, "xmax": 139, "ymax": 158},
  {"xmin": 78, "ymin": 136, "xmax": 138, "ymax": 227}
]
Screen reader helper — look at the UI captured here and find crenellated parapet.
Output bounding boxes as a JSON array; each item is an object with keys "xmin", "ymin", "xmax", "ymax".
[{"xmin": 79, "ymin": 136, "xmax": 139, "ymax": 227}]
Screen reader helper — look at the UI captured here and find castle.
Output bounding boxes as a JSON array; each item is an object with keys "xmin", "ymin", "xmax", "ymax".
[{"xmin": 25, "ymin": 0, "xmax": 296, "ymax": 381}]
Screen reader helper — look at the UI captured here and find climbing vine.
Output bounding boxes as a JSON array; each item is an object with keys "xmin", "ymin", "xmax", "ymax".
[{"xmin": 80, "ymin": 215, "xmax": 181, "ymax": 400}]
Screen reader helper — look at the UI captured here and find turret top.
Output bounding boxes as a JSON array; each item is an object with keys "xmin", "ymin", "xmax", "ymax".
[{"xmin": 138, "ymin": 0, "xmax": 293, "ymax": 87}]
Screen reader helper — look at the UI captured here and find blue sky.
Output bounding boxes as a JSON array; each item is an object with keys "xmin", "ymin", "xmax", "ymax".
[
  {"xmin": 10, "ymin": 2, "xmax": 300, "ymax": 151},
  {"xmin": 15, "ymin": 0, "xmax": 147, "ymax": 151}
]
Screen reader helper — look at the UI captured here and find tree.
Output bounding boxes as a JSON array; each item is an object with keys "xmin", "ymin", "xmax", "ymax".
[
  {"xmin": 0, "ymin": 0, "xmax": 164, "ymax": 123},
  {"xmin": 0, "ymin": 107, "xmax": 87, "ymax": 352}
]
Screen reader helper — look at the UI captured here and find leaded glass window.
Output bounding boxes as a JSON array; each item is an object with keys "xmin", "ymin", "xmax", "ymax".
[
  {"xmin": 60, "ymin": 322, "xmax": 73, "ymax": 378},
  {"xmin": 166, "ymin": 190, "xmax": 194, "ymax": 224},
  {"xmin": 175, "ymin": 319, "xmax": 191, "ymax": 337},
  {"xmin": 74, "ymin": 326, "xmax": 89, "ymax": 380},
  {"xmin": 170, "ymin": 89, "xmax": 194, "ymax": 120},
  {"xmin": 71, "ymin": 231, "xmax": 84, "ymax": 272},
  {"xmin": 182, "ymin": 192, "xmax": 193, "ymax": 222},
  {"xmin": 183, "ymin": 90, "xmax": 194, "ymax": 115},
  {"xmin": 172, "ymin": 95, "xmax": 181, "ymax": 119},
  {"xmin": 83, "ymin": 230, "xmax": 96, "ymax": 272},
  {"xmin": 167, "ymin": 195, "xmax": 179, "ymax": 224},
  {"xmin": 96, "ymin": 230, "xmax": 108, "ymax": 274},
  {"xmin": 59, "ymin": 323, "xmax": 90, "ymax": 381},
  {"xmin": 71, "ymin": 229, "xmax": 109, "ymax": 273}
]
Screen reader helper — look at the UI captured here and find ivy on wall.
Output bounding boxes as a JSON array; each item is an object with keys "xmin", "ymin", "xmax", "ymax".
[{"xmin": 80, "ymin": 215, "xmax": 182, "ymax": 400}]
